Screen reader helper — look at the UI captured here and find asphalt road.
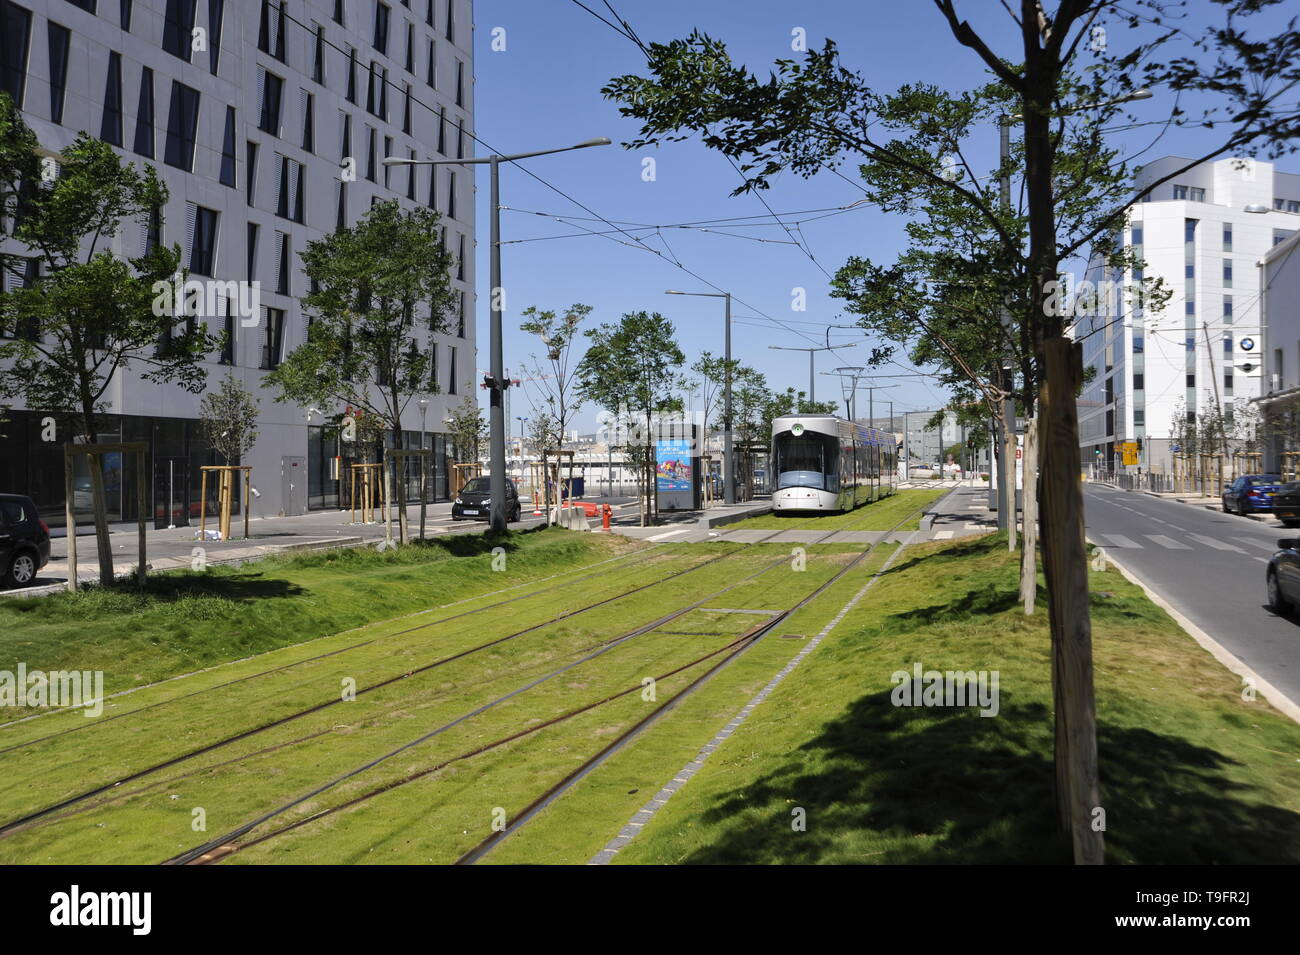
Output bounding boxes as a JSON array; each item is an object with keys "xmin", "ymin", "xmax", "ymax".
[{"xmin": 1083, "ymin": 482, "xmax": 1300, "ymax": 705}]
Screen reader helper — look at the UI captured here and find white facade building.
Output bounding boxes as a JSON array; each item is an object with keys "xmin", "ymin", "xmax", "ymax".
[
  {"xmin": 0, "ymin": 0, "xmax": 475, "ymax": 524},
  {"xmin": 1075, "ymin": 156, "xmax": 1300, "ymax": 471}
]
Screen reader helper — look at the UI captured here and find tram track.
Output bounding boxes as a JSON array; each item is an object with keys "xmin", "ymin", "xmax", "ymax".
[
  {"xmin": 176, "ymin": 504, "xmax": 924, "ymax": 866},
  {"xmin": 0, "ymin": 545, "xmax": 748, "ymax": 838}
]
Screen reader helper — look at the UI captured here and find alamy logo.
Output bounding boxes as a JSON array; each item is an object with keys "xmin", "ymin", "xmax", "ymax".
[
  {"xmin": 0, "ymin": 665, "xmax": 104, "ymax": 717},
  {"xmin": 49, "ymin": 886, "xmax": 151, "ymax": 935},
  {"xmin": 890, "ymin": 661, "xmax": 1000, "ymax": 717},
  {"xmin": 151, "ymin": 275, "xmax": 261, "ymax": 327}
]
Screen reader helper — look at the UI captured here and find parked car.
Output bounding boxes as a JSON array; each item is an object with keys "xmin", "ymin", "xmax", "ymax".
[
  {"xmin": 451, "ymin": 477, "xmax": 521, "ymax": 522},
  {"xmin": 1267, "ymin": 537, "xmax": 1300, "ymax": 613},
  {"xmin": 1222, "ymin": 473, "xmax": 1283, "ymax": 516},
  {"xmin": 0, "ymin": 494, "xmax": 52, "ymax": 588},
  {"xmin": 1272, "ymin": 483, "xmax": 1300, "ymax": 528}
]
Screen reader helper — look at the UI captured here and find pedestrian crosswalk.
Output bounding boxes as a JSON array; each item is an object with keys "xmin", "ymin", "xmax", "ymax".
[{"xmin": 1090, "ymin": 530, "xmax": 1280, "ymax": 553}]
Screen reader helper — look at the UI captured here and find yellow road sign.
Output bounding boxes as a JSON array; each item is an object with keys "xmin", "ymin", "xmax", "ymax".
[{"xmin": 1121, "ymin": 442, "xmax": 1139, "ymax": 466}]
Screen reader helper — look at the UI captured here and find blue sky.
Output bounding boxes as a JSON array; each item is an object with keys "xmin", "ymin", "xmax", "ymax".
[{"xmin": 468, "ymin": 0, "xmax": 1293, "ymax": 433}]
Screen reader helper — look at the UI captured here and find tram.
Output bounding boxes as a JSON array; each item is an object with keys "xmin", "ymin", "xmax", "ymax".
[{"xmin": 770, "ymin": 414, "xmax": 897, "ymax": 513}]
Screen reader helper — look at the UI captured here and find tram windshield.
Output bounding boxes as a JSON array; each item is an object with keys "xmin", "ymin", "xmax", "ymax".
[{"xmin": 773, "ymin": 430, "xmax": 839, "ymax": 489}]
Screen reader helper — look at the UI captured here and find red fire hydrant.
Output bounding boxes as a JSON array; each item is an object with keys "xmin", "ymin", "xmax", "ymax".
[{"xmin": 601, "ymin": 504, "xmax": 612, "ymax": 531}]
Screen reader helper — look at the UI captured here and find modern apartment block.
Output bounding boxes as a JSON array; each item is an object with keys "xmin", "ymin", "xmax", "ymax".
[
  {"xmin": 0, "ymin": 0, "xmax": 475, "ymax": 526},
  {"xmin": 1075, "ymin": 156, "xmax": 1300, "ymax": 472},
  {"xmin": 1258, "ymin": 229, "xmax": 1300, "ymax": 474}
]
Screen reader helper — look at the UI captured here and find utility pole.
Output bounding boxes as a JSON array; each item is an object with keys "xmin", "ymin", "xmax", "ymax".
[{"xmin": 769, "ymin": 344, "xmax": 839, "ymax": 405}]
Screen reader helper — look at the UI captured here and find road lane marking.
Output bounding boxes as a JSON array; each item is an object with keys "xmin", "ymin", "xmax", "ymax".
[
  {"xmin": 933, "ymin": 530, "xmax": 954, "ymax": 539},
  {"xmin": 1233, "ymin": 536, "xmax": 1279, "ymax": 552},
  {"xmin": 1145, "ymin": 534, "xmax": 1190, "ymax": 549},
  {"xmin": 1100, "ymin": 534, "xmax": 1141, "ymax": 548},
  {"xmin": 1186, "ymin": 533, "xmax": 1244, "ymax": 553},
  {"xmin": 647, "ymin": 529, "xmax": 690, "ymax": 541}
]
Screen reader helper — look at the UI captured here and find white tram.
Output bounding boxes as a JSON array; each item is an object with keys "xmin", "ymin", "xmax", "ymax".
[{"xmin": 770, "ymin": 414, "xmax": 897, "ymax": 513}]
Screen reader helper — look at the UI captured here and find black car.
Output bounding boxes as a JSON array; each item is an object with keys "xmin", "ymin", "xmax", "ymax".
[
  {"xmin": 1270, "ymin": 482, "xmax": 1300, "ymax": 528},
  {"xmin": 451, "ymin": 477, "xmax": 521, "ymax": 522},
  {"xmin": 1222, "ymin": 473, "xmax": 1283, "ymax": 516},
  {"xmin": 1267, "ymin": 538, "xmax": 1300, "ymax": 613},
  {"xmin": 0, "ymin": 493, "xmax": 51, "ymax": 588}
]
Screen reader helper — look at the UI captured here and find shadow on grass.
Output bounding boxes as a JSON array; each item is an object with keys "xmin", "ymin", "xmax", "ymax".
[{"xmin": 679, "ymin": 686, "xmax": 1300, "ymax": 864}]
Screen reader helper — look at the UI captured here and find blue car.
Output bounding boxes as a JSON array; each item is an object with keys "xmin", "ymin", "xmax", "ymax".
[{"xmin": 1223, "ymin": 473, "xmax": 1283, "ymax": 516}]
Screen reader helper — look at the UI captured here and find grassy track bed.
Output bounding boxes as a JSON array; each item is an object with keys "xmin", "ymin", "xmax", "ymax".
[
  {"xmin": 726, "ymin": 488, "xmax": 949, "ymax": 532},
  {"xmin": 0, "ymin": 545, "xmax": 760, "ymax": 840},
  {"xmin": 2, "ymin": 545, "xmax": 854, "ymax": 863},
  {"xmin": 481, "ymin": 542, "xmax": 901, "ymax": 865},
  {"xmin": 0, "ymin": 529, "xmax": 644, "ymax": 701},
  {"xmin": 597, "ymin": 535, "xmax": 1300, "ymax": 864}
]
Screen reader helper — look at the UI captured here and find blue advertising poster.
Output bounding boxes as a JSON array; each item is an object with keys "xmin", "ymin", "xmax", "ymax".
[{"xmin": 656, "ymin": 439, "xmax": 694, "ymax": 509}]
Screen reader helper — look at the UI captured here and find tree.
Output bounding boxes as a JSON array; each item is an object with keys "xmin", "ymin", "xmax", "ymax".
[
  {"xmin": 520, "ymin": 302, "xmax": 592, "ymax": 509},
  {"xmin": 446, "ymin": 393, "xmax": 487, "ymax": 463},
  {"xmin": 266, "ymin": 199, "xmax": 456, "ymax": 540},
  {"xmin": 577, "ymin": 311, "xmax": 685, "ymax": 526},
  {"xmin": 0, "ymin": 100, "xmax": 215, "ymax": 584},
  {"xmin": 199, "ymin": 372, "xmax": 261, "ymax": 464},
  {"xmin": 603, "ymin": 2, "xmax": 1300, "ymax": 864}
]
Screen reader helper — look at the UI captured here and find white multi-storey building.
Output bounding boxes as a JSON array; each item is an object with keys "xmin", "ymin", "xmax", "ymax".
[
  {"xmin": 1075, "ymin": 156, "xmax": 1300, "ymax": 472},
  {"xmin": 0, "ymin": 0, "xmax": 475, "ymax": 525}
]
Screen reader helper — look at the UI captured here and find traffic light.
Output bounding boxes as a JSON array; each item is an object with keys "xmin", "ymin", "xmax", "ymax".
[{"xmin": 1094, "ymin": 448, "xmax": 1102, "ymax": 457}]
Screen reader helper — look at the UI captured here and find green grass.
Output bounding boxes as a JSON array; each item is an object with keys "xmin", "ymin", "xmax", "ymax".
[
  {"xmin": 725, "ymin": 487, "xmax": 950, "ymax": 531},
  {"xmin": 591, "ymin": 534, "xmax": 1300, "ymax": 864},
  {"xmin": 0, "ymin": 528, "xmax": 641, "ymax": 703}
]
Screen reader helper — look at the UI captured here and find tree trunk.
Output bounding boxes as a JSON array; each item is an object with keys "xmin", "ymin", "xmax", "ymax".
[
  {"xmin": 1020, "ymin": 417, "xmax": 1038, "ymax": 613},
  {"xmin": 86, "ymin": 455, "xmax": 115, "ymax": 585},
  {"xmin": 1038, "ymin": 337, "xmax": 1104, "ymax": 864}
]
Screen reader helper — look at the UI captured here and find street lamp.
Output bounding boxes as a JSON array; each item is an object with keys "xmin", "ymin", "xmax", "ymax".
[
  {"xmin": 768, "ymin": 344, "xmax": 840, "ymax": 404},
  {"xmin": 516, "ymin": 415, "xmax": 528, "ymax": 473},
  {"xmin": 666, "ymin": 289, "xmax": 736, "ymax": 504},
  {"xmin": 385, "ymin": 136, "xmax": 612, "ymax": 530},
  {"xmin": 418, "ymin": 397, "xmax": 428, "ymax": 506},
  {"xmin": 828, "ymin": 366, "xmax": 866, "ymax": 420}
]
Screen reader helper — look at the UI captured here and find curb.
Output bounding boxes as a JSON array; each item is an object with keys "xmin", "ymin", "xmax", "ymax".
[{"xmin": 1095, "ymin": 544, "xmax": 1300, "ymax": 727}]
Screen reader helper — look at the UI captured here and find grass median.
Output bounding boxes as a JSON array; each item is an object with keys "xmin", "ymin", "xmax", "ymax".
[
  {"xmin": 726, "ymin": 488, "xmax": 949, "ymax": 531},
  {"xmin": 599, "ymin": 533, "xmax": 1300, "ymax": 864}
]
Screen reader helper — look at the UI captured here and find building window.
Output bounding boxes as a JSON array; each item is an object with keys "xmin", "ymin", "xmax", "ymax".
[
  {"xmin": 132, "ymin": 66, "xmax": 154, "ymax": 157},
  {"xmin": 1132, "ymin": 334, "xmax": 1144, "ymax": 353},
  {"xmin": 1130, "ymin": 225, "xmax": 1143, "ymax": 246},
  {"xmin": 366, "ymin": 126, "xmax": 376, "ymax": 181},
  {"xmin": 1224, "ymin": 373, "xmax": 1234, "ymax": 394},
  {"xmin": 1133, "ymin": 373, "xmax": 1144, "ymax": 390},
  {"xmin": 246, "ymin": 221, "xmax": 259, "ymax": 281},
  {"xmin": 346, "ymin": 46, "xmax": 357, "ymax": 103},
  {"xmin": 1222, "ymin": 222, "xmax": 1232, "ymax": 252},
  {"xmin": 246, "ymin": 141, "xmax": 259, "ymax": 206},
  {"xmin": 218, "ymin": 296, "xmax": 234, "ymax": 365},
  {"xmin": 219, "ymin": 106, "xmax": 237, "ymax": 186},
  {"xmin": 437, "ymin": 106, "xmax": 446, "ymax": 154},
  {"xmin": 1275, "ymin": 229, "xmax": 1296, "ymax": 247},
  {"xmin": 1134, "ymin": 409, "xmax": 1145, "ymax": 426},
  {"xmin": 47, "ymin": 21, "xmax": 70, "ymax": 124},
  {"xmin": 374, "ymin": 2, "xmax": 390, "ymax": 54},
  {"xmin": 1223, "ymin": 259, "xmax": 1232, "ymax": 288},
  {"xmin": 258, "ymin": 0, "xmax": 286, "ymax": 62},
  {"xmin": 382, "ymin": 135, "xmax": 393, "ymax": 187},
  {"xmin": 120, "ymin": 0, "xmax": 132, "ymax": 31},
  {"xmin": 261, "ymin": 307, "xmax": 285, "ymax": 369},
  {"xmin": 457, "ymin": 291, "xmax": 465, "ymax": 337},
  {"xmin": 426, "ymin": 38, "xmax": 436, "ymax": 87},
  {"xmin": 447, "ymin": 170, "xmax": 456, "ymax": 220},
  {"xmin": 0, "ymin": 1, "xmax": 31, "ymax": 107},
  {"xmin": 457, "ymin": 233, "xmax": 465, "ymax": 280},
  {"xmin": 188, "ymin": 205, "xmax": 218, "ymax": 276},
  {"xmin": 273, "ymin": 231, "xmax": 290, "ymax": 294},
  {"xmin": 1289, "ymin": 200, "xmax": 1300, "ymax": 214},
  {"xmin": 336, "ymin": 180, "xmax": 347, "ymax": 231},
  {"xmin": 405, "ymin": 21, "xmax": 414, "ymax": 72},
  {"xmin": 208, "ymin": 0, "xmax": 224, "ymax": 74},
  {"xmin": 1186, "ymin": 373, "xmax": 1195, "ymax": 388},
  {"xmin": 1189, "ymin": 186, "xmax": 1205, "ymax": 202},
  {"xmin": 1173, "ymin": 184, "xmax": 1188, "ymax": 200},
  {"xmin": 406, "ymin": 148, "xmax": 416, "ymax": 199},
  {"xmin": 445, "ymin": 0, "xmax": 454, "ymax": 43},
  {"xmin": 403, "ymin": 83, "xmax": 412, "ymax": 134},
  {"xmin": 448, "ymin": 345, "xmax": 456, "ymax": 393},
  {"xmin": 455, "ymin": 60, "xmax": 463, "ymax": 106},
  {"xmin": 333, "ymin": 0, "xmax": 344, "ymax": 25},
  {"xmin": 162, "ymin": 0, "xmax": 197, "ymax": 63},
  {"xmin": 259, "ymin": 69, "xmax": 284, "ymax": 135},
  {"xmin": 1223, "ymin": 295, "xmax": 1232, "ymax": 321},
  {"xmin": 275, "ymin": 155, "xmax": 305, "ymax": 223},
  {"xmin": 426, "ymin": 164, "xmax": 437, "ymax": 210},
  {"xmin": 163, "ymin": 80, "xmax": 200, "ymax": 171},
  {"xmin": 301, "ymin": 90, "xmax": 315, "ymax": 152},
  {"xmin": 1223, "ymin": 336, "xmax": 1233, "ymax": 355},
  {"xmin": 313, "ymin": 23, "xmax": 326, "ymax": 84},
  {"xmin": 101, "ymin": 51, "xmax": 124, "ymax": 145}
]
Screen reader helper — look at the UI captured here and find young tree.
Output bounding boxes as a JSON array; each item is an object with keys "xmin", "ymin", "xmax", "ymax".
[
  {"xmin": 0, "ymin": 101, "xmax": 214, "ymax": 584},
  {"xmin": 603, "ymin": 2, "xmax": 1300, "ymax": 864},
  {"xmin": 519, "ymin": 302, "xmax": 592, "ymax": 506},
  {"xmin": 199, "ymin": 372, "xmax": 261, "ymax": 464},
  {"xmin": 266, "ymin": 199, "xmax": 456, "ymax": 538},
  {"xmin": 577, "ymin": 311, "xmax": 685, "ymax": 526},
  {"xmin": 446, "ymin": 393, "xmax": 487, "ymax": 463}
]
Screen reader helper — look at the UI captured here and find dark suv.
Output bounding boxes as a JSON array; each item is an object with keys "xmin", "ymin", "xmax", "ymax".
[
  {"xmin": 0, "ymin": 494, "xmax": 51, "ymax": 588},
  {"xmin": 451, "ymin": 477, "xmax": 522, "ymax": 522}
]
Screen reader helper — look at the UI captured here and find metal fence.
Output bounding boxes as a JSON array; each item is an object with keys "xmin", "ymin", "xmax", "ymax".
[{"xmin": 1108, "ymin": 471, "xmax": 1175, "ymax": 494}]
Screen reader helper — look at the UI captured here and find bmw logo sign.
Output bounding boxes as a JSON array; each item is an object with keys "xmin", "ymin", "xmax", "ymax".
[{"xmin": 1239, "ymin": 337, "xmax": 1255, "ymax": 351}]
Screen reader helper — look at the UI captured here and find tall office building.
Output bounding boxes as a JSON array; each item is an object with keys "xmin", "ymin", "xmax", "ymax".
[
  {"xmin": 1075, "ymin": 156, "xmax": 1299, "ymax": 471},
  {"xmin": 0, "ymin": 0, "xmax": 475, "ymax": 524}
]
